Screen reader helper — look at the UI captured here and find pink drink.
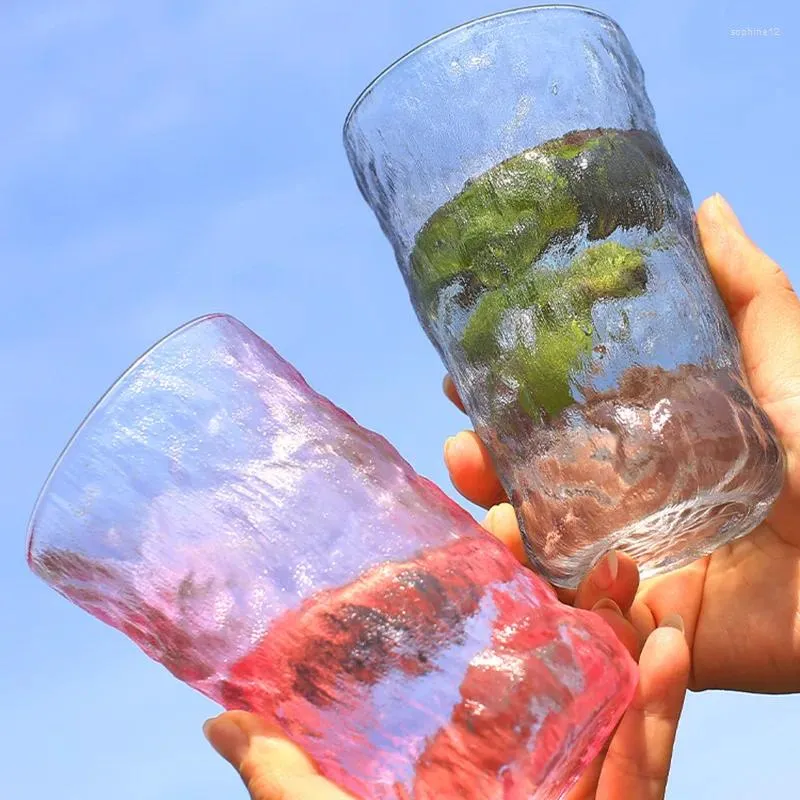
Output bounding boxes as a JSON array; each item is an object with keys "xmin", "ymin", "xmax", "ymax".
[
  {"xmin": 223, "ymin": 536, "xmax": 632, "ymax": 799},
  {"xmin": 27, "ymin": 315, "xmax": 636, "ymax": 799}
]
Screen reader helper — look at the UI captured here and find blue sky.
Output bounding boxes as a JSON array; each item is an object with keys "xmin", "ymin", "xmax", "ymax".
[{"xmin": 0, "ymin": 1, "xmax": 797, "ymax": 798}]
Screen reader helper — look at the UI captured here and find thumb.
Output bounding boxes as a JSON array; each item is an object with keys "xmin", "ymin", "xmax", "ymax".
[
  {"xmin": 203, "ymin": 711, "xmax": 353, "ymax": 800},
  {"xmin": 697, "ymin": 194, "xmax": 800, "ymax": 411}
]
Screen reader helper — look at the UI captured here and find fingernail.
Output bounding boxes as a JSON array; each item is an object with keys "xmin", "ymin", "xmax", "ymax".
[
  {"xmin": 591, "ymin": 598, "xmax": 623, "ymax": 616},
  {"xmin": 594, "ymin": 551, "xmax": 619, "ymax": 590},
  {"xmin": 484, "ymin": 505, "xmax": 497, "ymax": 531},
  {"xmin": 660, "ymin": 613, "xmax": 685, "ymax": 636},
  {"xmin": 444, "ymin": 435, "xmax": 457, "ymax": 461},
  {"xmin": 203, "ymin": 716, "xmax": 249, "ymax": 766}
]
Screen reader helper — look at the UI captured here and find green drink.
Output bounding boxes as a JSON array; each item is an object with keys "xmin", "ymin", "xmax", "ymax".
[
  {"xmin": 411, "ymin": 128, "xmax": 666, "ymax": 421},
  {"xmin": 345, "ymin": 7, "xmax": 784, "ymax": 586}
]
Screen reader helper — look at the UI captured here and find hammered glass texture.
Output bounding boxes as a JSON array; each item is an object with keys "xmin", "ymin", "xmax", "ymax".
[
  {"xmin": 27, "ymin": 314, "xmax": 636, "ymax": 800},
  {"xmin": 343, "ymin": 6, "xmax": 784, "ymax": 587}
]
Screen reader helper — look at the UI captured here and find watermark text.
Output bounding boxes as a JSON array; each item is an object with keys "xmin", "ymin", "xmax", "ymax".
[{"xmin": 729, "ymin": 26, "xmax": 782, "ymax": 37}]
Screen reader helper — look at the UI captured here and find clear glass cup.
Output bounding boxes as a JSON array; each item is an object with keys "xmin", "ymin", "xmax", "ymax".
[
  {"xmin": 343, "ymin": 5, "xmax": 784, "ymax": 587},
  {"xmin": 26, "ymin": 314, "xmax": 636, "ymax": 800}
]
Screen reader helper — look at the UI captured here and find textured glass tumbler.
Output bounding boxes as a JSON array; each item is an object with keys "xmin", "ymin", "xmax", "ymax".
[
  {"xmin": 27, "ymin": 314, "xmax": 636, "ymax": 800},
  {"xmin": 343, "ymin": 5, "xmax": 784, "ymax": 587}
]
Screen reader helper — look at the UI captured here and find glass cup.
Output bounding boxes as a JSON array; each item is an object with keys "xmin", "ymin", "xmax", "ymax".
[
  {"xmin": 27, "ymin": 314, "xmax": 636, "ymax": 800},
  {"xmin": 343, "ymin": 5, "xmax": 784, "ymax": 587}
]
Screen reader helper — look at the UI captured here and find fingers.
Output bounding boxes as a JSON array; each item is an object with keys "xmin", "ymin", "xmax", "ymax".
[
  {"xmin": 590, "ymin": 599, "xmax": 643, "ymax": 662},
  {"xmin": 574, "ymin": 552, "xmax": 653, "ymax": 659},
  {"xmin": 575, "ymin": 551, "xmax": 645, "ymax": 660},
  {"xmin": 442, "ymin": 374, "xmax": 466, "ymax": 413},
  {"xmin": 444, "ymin": 430, "xmax": 507, "ymax": 508},
  {"xmin": 565, "ymin": 601, "xmax": 670, "ymax": 800},
  {"xmin": 441, "ymin": 374, "xmax": 505, "ymax": 507},
  {"xmin": 204, "ymin": 711, "xmax": 353, "ymax": 800},
  {"xmin": 697, "ymin": 194, "xmax": 787, "ymax": 323},
  {"xmin": 481, "ymin": 502, "xmax": 527, "ymax": 563},
  {"xmin": 697, "ymin": 194, "xmax": 800, "ymax": 412},
  {"xmin": 574, "ymin": 551, "xmax": 640, "ymax": 615},
  {"xmin": 577, "ymin": 551, "xmax": 644, "ymax": 660},
  {"xmin": 594, "ymin": 616, "xmax": 690, "ymax": 800}
]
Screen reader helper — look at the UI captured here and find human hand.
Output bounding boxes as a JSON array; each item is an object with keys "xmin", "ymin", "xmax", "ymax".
[
  {"xmin": 569, "ymin": 596, "xmax": 688, "ymax": 800},
  {"xmin": 443, "ymin": 193, "xmax": 800, "ymax": 693},
  {"xmin": 203, "ymin": 555, "xmax": 689, "ymax": 800}
]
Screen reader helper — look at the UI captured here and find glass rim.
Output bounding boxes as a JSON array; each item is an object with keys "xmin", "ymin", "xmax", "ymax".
[
  {"xmin": 342, "ymin": 4, "xmax": 624, "ymax": 135},
  {"xmin": 25, "ymin": 312, "xmax": 235, "ymax": 565}
]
